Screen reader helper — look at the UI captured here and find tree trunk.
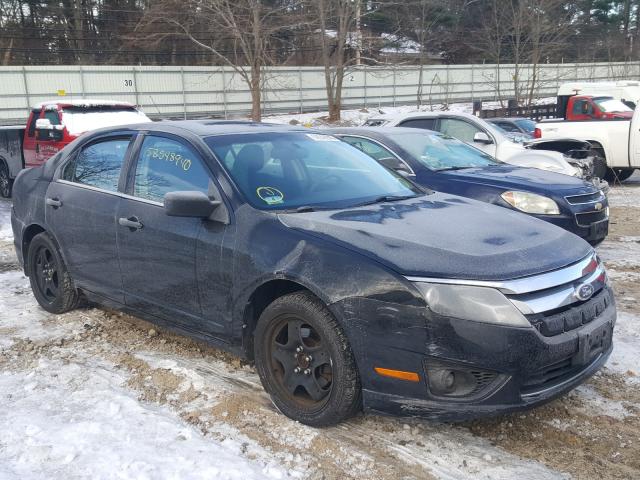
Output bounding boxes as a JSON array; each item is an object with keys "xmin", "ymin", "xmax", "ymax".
[{"xmin": 250, "ymin": 65, "xmax": 262, "ymax": 122}]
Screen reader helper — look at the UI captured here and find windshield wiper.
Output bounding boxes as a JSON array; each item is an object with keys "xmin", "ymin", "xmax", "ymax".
[
  {"xmin": 354, "ymin": 194, "xmax": 417, "ymax": 207},
  {"xmin": 438, "ymin": 166, "xmax": 474, "ymax": 171}
]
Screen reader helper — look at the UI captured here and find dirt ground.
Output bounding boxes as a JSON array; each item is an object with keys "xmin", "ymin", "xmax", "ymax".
[{"xmin": 0, "ymin": 177, "xmax": 639, "ymax": 480}]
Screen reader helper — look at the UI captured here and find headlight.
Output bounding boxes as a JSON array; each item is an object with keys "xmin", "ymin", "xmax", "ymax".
[
  {"xmin": 414, "ymin": 283, "xmax": 531, "ymax": 328},
  {"xmin": 501, "ymin": 191, "xmax": 560, "ymax": 215}
]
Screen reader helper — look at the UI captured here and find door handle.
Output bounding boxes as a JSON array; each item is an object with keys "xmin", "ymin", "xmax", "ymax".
[
  {"xmin": 118, "ymin": 216, "xmax": 143, "ymax": 230},
  {"xmin": 45, "ymin": 197, "xmax": 62, "ymax": 208}
]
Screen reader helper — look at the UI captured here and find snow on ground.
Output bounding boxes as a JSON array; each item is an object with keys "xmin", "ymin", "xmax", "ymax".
[
  {"xmin": 0, "ymin": 200, "xmax": 12, "ymax": 242},
  {"xmin": 263, "ymin": 97, "xmax": 557, "ymax": 127}
]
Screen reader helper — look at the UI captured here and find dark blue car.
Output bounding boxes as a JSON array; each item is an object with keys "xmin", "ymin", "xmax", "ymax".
[
  {"xmin": 11, "ymin": 121, "xmax": 615, "ymax": 426},
  {"xmin": 327, "ymin": 127, "xmax": 609, "ymax": 245}
]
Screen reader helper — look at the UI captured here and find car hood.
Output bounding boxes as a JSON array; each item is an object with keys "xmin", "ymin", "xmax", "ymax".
[
  {"xmin": 496, "ymin": 141, "xmax": 579, "ymax": 177},
  {"xmin": 439, "ymin": 165, "xmax": 597, "ymax": 195},
  {"xmin": 278, "ymin": 193, "xmax": 592, "ymax": 281}
]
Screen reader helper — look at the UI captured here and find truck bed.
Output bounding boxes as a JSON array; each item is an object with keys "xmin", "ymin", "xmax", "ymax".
[{"xmin": 0, "ymin": 126, "xmax": 26, "ymax": 181}]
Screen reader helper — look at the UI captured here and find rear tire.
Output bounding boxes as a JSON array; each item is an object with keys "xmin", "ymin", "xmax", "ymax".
[
  {"xmin": 254, "ymin": 291, "xmax": 362, "ymax": 427},
  {"xmin": 0, "ymin": 161, "xmax": 12, "ymax": 198},
  {"xmin": 27, "ymin": 232, "xmax": 80, "ymax": 314},
  {"xmin": 605, "ymin": 168, "xmax": 635, "ymax": 183}
]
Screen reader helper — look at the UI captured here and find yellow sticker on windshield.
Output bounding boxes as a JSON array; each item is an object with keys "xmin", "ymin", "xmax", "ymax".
[{"xmin": 256, "ymin": 186, "xmax": 284, "ymax": 205}]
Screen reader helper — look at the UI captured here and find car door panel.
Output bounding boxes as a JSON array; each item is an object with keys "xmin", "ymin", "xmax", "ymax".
[
  {"xmin": 45, "ymin": 135, "xmax": 133, "ymax": 302},
  {"xmin": 116, "ymin": 198, "xmax": 204, "ymax": 322},
  {"xmin": 117, "ymin": 134, "xmax": 228, "ymax": 336}
]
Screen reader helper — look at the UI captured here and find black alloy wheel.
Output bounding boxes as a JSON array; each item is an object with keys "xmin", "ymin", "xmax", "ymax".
[
  {"xmin": 267, "ymin": 315, "xmax": 334, "ymax": 408},
  {"xmin": 27, "ymin": 232, "xmax": 80, "ymax": 313},
  {"xmin": 33, "ymin": 245, "xmax": 59, "ymax": 303},
  {"xmin": 254, "ymin": 291, "xmax": 361, "ymax": 427}
]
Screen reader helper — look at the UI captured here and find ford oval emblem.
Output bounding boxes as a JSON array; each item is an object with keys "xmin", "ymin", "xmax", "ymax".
[{"xmin": 575, "ymin": 283, "xmax": 595, "ymax": 301}]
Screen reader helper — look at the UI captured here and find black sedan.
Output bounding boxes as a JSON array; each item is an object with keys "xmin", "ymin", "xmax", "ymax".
[
  {"xmin": 327, "ymin": 127, "xmax": 609, "ymax": 245},
  {"xmin": 11, "ymin": 121, "xmax": 615, "ymax": 426}
]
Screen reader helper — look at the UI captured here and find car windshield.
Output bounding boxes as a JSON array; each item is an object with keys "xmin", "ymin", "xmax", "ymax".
[
  {"xmin": 514, "ymin": 119, "xmax": 536, "ymax": 133},
  {"xmin": 593, "ymin": 97, "xmax": 633, "ymax": 113},
  {"xmin": 205, "ymin": 132, "xmax": 422, "ymax": 210},
  {"xmin": 386, "ymin": 131, "xmax": 501, "ymax": 171}
]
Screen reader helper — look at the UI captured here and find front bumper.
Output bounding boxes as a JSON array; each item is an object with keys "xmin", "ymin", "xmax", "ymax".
[{"xmin": 335, "ymin": 283, "xmax": 616, "ymax": 422}]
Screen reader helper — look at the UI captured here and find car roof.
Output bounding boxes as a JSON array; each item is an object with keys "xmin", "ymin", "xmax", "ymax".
[
  {"xmin": 366, "ymin": 110, "xmax": 479, "ymax": 122},
  {"xmin": 324, "ymin": 126, "xmax": 437, "ymax": 138},
  {"xmin": 94, "ymin": 119, "xmax": 314, "ymax": 137},
  {"xmin": 486, "ymin": 117, "xmax": 532, "ymax": 122}
]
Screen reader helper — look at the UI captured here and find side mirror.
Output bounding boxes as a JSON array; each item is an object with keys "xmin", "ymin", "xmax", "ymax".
[
  {"xmin": 35, "ymin": 118, "xmax": 52, "ymax": 130},
  {"xmin": 378, "ymin": 157, "xmax": 414, "ymax": 177},
  {"xmin": 473, "ymin": 132, "xmax": 493, "ymax": 144},
  {"xmin": 164, "ymin": 191, "xmax": 220, "ymax": 218},
  {"xmin": 35, "ymin": 118, "xmax": 64, "ymax": 141}
]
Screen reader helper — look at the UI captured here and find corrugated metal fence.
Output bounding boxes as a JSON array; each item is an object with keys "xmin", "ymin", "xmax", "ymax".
[{"xmin": 1, "ymin": 62, "xmax": 639, "ymax": 124}]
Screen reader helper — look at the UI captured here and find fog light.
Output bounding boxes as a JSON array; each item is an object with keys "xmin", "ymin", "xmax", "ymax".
[
  {"xmin": 424, "ymin": 359, "xmax": 505, "ymax": 400},
  {"xmin": 429, "ymin": 368, "xmax": 478, "ymax": 397}
]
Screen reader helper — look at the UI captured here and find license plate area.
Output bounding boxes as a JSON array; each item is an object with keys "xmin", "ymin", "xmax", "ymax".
[
  {"xmin": 573, "ymin": 320, "xmax": 613, "ymax": 366},
  {"xmin": 590, "ymin": 219, "xmax": 609, "ymax": 238}
]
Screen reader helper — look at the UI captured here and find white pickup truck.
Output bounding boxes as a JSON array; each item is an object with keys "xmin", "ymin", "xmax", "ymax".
[{"xmin": 535, "ymin": 108, "xmax": 640, "ymax": 182}]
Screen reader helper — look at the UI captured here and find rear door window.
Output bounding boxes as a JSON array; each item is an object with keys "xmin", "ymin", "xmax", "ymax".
[
  {"xmin": 62, "ymin": 137, "xmax": 132, "ymax": 192},
  {"xmin": 398, "ymin": 118, "xmax": 437, "ymax": 130},
  {"xmin": 340, "ymin": 136, "xmax": 396, "ymax": 161},
  {"xmin": 438, "ymin": 118, "xmax": 483, "ymax": 143},
  {"xmin": 132, "ymin": 135, "xmax": 211, "ymax": 203}
]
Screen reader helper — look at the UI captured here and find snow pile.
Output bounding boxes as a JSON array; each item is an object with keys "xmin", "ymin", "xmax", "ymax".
[{"xmin": 61, "ymin": 109, "xmax": 151, "ymax": 136}]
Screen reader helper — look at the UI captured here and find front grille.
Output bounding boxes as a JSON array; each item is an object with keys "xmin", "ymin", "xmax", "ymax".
[
  {"xmin": 527, "ymin": 287, "xmax": 611, "ymax": 337},
  {"xmin": 565, "ymin": 192, "xmax": 601, "ymax": 204},
  {"xmin": 576, "ymin": 210, "xmax": 607, "ymax": 227},
  {"xmin": 521, "ymin": 357, "xmax": 576, "ymax": 392}
]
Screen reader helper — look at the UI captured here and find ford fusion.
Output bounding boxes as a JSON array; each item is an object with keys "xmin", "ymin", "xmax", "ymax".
[
  {"xmin": 10, "ymin": 121, "xmax": 616, "ymax": 426},
  {"xmin": 328, "ymin": 127, "xmax": 609, "ymax": 245}
]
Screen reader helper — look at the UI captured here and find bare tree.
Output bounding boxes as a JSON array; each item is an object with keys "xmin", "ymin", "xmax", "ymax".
[
  {"xmin": 309, "ymin": 0, "xmax": 362, "ymax": 122},
  {"xmin": 474, "ymin": 0, "xmax": 571, "ymax": 106},
  {"xmin": 138, "ymin": 0, "xmax": 302, "ymax": 121}
]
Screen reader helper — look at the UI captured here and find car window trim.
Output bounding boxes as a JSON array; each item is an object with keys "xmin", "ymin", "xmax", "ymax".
[
  {"xmin": 55, "ymin": 132, "xmax": 138, "ymax": 193},
  {"xmin": 124, "ymin": 131, "xmax": 233, "ymax": 223},
  {"xmin": 56, "ymin": 178, "xmax": 164, "ymax": 207},
  {"xmin": 337, "ymin": 134, "xmax": 416, "ymax": 176}
]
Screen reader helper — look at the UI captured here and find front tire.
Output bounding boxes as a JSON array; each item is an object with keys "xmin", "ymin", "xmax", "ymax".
[
  {"xmin": 27, "ymin": 232, "xmax": 80, "ymax": 314},
  {"xmin": 254, "ymin": 291, "xmax": 361, "ymax": 427}
]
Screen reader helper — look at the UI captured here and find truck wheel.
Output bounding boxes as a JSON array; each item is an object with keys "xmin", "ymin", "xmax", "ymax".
[
  {"xmin": 590, "ymin": 149, "xmax": 607, "ymax": 179},
  {"xmin": 27, "ymin": 232, "xmax": 80, "ymax": 314},
  {"xmin": 605, "ymin": 168, "xmax": 635, "ymax": 183},
  {"xmin": 0, "ymin": 162, "xmax": 12, "ymax": 198},
  {"xmin": 254, "ymin": 291, "xmax": 362, "ymax": 427}
]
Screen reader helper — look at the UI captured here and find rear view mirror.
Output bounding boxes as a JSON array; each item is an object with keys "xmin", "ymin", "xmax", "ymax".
[
  {"xmin": 164, "ymin": 191, "xmax": 220, "ymax": 218},
  {"xmin": 473, "ymin": 132, "xmax": 493, "ymax": 144},
  {"xmin": 378, "ymin": 157, "xmax": 414, "ymax": 177}
]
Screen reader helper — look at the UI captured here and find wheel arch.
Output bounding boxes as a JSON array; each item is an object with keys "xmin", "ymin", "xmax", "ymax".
[
  {"xmin": 21, "ymin": 223, "xmax": 50, "ymax": 275},
  {"xmin": 241, "ymin": 277, "xmax": 328, "ymax": 360}
]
